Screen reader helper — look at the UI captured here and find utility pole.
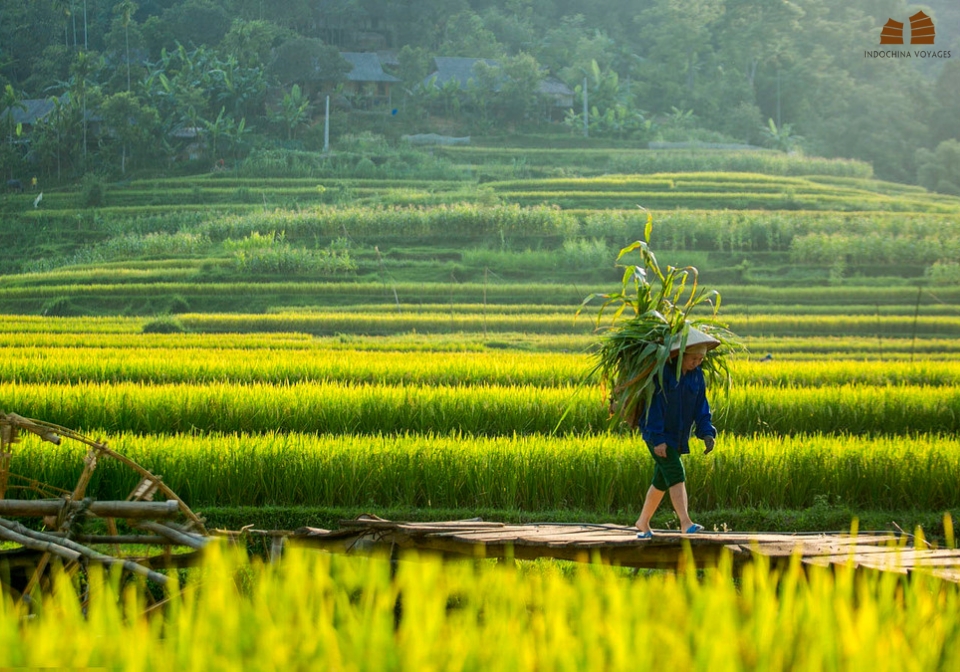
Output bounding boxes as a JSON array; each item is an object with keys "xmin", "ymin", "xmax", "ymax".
[
  {"xmin": 582, "ymin": 77, "xmax": 588, "ymax": 138},
  {"xmin": 776, "ymin": 68, "xmax": 781, "ymax": 130},
  {"xmin": 323, "ymin": 95, "xmax": 330, "ymax": 153}
]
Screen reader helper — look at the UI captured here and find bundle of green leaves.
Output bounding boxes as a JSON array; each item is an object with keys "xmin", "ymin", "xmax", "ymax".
[{"xmin": 580, "ymin": 212, "xmax": 741, "ymax": 428}]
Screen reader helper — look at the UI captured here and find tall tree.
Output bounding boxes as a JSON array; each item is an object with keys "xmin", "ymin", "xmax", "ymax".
[
  {"xmin": 715, "ymin": 0, "xmax": 802, "ymax": 95},
  {"xmin": 268, "ymin": 37, "xmax": 348, "ymax": 93},
  {"xmin": 315, "ymin": 0, "xmax": 367, "ymax": 47},
  {"xmin": 497, "ymin": 52, "xmax": 543, "ymax": 124},
  {"xmin": 219, "ymin": 19, "xmax": 286, "ymax": 70},
  {"xmin": 634, "ymin": 0, "xmax": 723, "ymax": 111},
  {"xmin": 917, "ymin": 139, "xmax": 960, "ymax": 196},
  {"xmin": 68, "ymin": 49, "xmax": 102, "ymax": 166},
  {"xmin": 928, "ymin": 61, "xmax": 960, "ymax": 146},
  {"xmin": 116, "ymin": 1, "xmax": 138, "ymax": 91},
  {"xmin": 100, "ymin": 90, "xmax": 159, "ymax": 173},
  {"xmin": 439, "ymin": 11, "xmax": 505, "ymax": 58},
  {"xmin": 1, "ymin": 83, "xmax": 25, "ymax": 146}
]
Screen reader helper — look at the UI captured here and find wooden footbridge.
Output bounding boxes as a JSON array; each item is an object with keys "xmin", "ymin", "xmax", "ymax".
[{"xmin": 286, "ymin": 515, "xmax": 960, "ymax": 583}]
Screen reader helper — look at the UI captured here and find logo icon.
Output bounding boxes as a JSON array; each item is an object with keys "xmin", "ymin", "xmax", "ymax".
[
  {"xmin": 881, "ymin": 11, "xmax": 935, "ymax": 44},
  {"xmin": 909, "ymin": 11, "xmax": 935, "ymax": 44},
  {"xmin": 880, "ymin": 18, "xmax": 904, "ymax": 44}
]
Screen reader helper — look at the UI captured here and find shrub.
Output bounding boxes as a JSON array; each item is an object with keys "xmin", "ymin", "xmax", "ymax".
[
  {"xmin": 229, "ymin": 233, "xmax": 356, "ymax": 275},
  {"xmin": 40, "ymin": 297, "xmax": 81, "ymax": 317},
  {"xmin": 354, "ymin": 157, "xmax": 378, "ymax": 178},
  {"xmin": 167, "ymin": 295, "xmax": 191, "ymax": 314},
  {"xmin": 917, "ymin": 139, "xmax": 960, "ymax": 196},
  {"xmin": 142, "ymin": 316, "xmax": 186, "ymax": 333},
  {"xmin": 926, "ymin": 262, "xmax": 960, "ymax": 285},
  {"xmin": 561, "ymin": 237, "xmax": 610, "ymax": 270},
  {"xmin": 81, "ymin": 173, "xmax": 106, "ymax": 208}
]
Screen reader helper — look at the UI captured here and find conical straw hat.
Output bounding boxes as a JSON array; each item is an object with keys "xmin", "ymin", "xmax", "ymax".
[{"xmin": 669, "ymin": 326, "xmax": 721, "ymax": 354}]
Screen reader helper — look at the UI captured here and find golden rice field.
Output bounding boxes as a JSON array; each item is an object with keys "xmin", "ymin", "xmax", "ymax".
[
  {"xmin": 2, "ymin": 312, "xmax": 960, "ymax": 508},
  {"xmin": 11, "ymin": 431, "xmax": 960, "ymax": 511},
  {"xmin": 7, "ymin": 341, "xmax": 960, "ymax": 386},
  {"xmin": 3, "ymin": 308, "xmax": 960, "ymax": 671}
]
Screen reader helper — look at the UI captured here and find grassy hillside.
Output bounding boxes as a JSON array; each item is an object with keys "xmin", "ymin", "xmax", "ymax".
[{"xmin": 1, "ymin": 147, "xmax": 959, "ymax": 317}]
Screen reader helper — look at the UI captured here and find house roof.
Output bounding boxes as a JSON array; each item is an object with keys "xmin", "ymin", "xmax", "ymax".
[
  {"xmin": 377, "ymin": 50, "xmax": 399, "ymax": 68},
  {"xmin": 340, "ymin": 52, "xmax": 400, "ymax": 83},
  {"xmin": 424, "ymin": 58, "xmax": 572, "ymax": 97},
  {"xmin": 425, "ymin": 57, "xmax": 501, "ymax": 89},
  {"xmin": 537, "ymin": 76, "xmax": 573, "ymax": 97},
  {"xmin": 0, "ymin": 98, "xmax": 60, "ymax": 125}
]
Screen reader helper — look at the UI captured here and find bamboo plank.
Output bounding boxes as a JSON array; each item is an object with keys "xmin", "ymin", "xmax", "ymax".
[
  {"xmin": 340, "ymin": 517, "xmax": 505, "ymax": 530},
  {"xmin": 930, "ymin": 569, "xmax": 960, "ymax": 582},
  {"xmin": 806, "ymin": 550, "xmax": 960, "ymax": 569},
  {"xmin": 288, "ymin": 518, "xmax": 959, "ymax": 583}
]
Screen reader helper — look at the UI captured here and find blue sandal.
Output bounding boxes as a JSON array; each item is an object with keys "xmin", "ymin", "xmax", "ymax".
[
  {"xmin": 636, "ymin": 530, "xmax": 654, "ymax": 539},
  {"xmin": 684, "ymin": 523, "xmax": 704, "ymax": 534}
]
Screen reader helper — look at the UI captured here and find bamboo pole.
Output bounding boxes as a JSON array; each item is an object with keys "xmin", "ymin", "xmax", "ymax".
[
  {"xmin": 0, "ymin": 499, "xmax": 181, "ymax": 519},
  {"xmin": 0, "ymin": 519, "xmax": 169, "ymax": 585},
  {"xmin": 0, "ymin": 420, "xmax": 14, "ymax": 500},
  {"xmin": 74, "ymin": 534, "xmax": 171, "ymax": 545},
  {"xmin": 0, "ymin": 523, "xmax": 81, "ymax": 563},
  {"xmin": 0, "ymin": 413, "xmax": 206, "ymax": 533},
  {"xmin": 135, "ymin": 521, "xmax": 210, "ymax": 550}
]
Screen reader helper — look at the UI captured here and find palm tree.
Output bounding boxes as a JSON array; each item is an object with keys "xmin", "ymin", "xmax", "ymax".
[
  {"xmin": 69, "ymin": 50, "xmax": 100, "ymax": 164},
  {"xmin": 116, "ymin": 1, "xmax": 138, "ymax": 92}
]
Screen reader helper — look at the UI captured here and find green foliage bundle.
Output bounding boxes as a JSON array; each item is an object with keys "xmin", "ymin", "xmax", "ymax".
[{"xmin": 581, "ymin": 213, "xmax": 740, "ymax": 427}]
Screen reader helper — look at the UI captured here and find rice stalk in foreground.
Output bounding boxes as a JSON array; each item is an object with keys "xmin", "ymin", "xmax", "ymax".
[{"xmin": 2, "ymin": 546, "xmax": 957, "ymax": 671}]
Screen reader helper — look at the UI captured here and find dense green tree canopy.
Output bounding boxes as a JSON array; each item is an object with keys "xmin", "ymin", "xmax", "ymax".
[{"xmin": 0, "ymin": 0, "xmax": 956, "ymax": 185}]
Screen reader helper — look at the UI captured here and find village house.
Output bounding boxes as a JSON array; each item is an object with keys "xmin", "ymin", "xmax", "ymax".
[
  {"xmin": 1, "ymin": 97, "xmax": 64, "ymax": 138},
  {"xmin": 423, "ymin": 57, "xmax": 573, "ymax": 121},
  {"xmin": 337, "ymin": 52, "xmax": 401, "ymax": 108}
]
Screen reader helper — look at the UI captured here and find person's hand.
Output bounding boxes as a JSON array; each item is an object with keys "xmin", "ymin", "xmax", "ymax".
[
  {"xmin": 654, "ymin": 443, "xmax": 667, "ymax": 458},
  {"xmin": 703, "ymin": 436, "xmax": 715, "ymax": 455}
]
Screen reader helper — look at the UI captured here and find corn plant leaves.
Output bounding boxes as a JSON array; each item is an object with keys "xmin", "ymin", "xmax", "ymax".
[{"xmin": 574, "ymin": 218, "xmax": 743, "ymax": 432}]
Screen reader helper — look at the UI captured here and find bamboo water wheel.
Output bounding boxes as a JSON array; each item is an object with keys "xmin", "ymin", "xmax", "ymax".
[{"xmin": 0, "ymin": 411, "xmax": 209, "ymax": 600}]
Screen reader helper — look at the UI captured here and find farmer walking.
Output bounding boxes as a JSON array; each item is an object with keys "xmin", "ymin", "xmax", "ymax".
[
  {"xmin": 581, "ymin": 224, "xmax": 739, "ymax": 541},
  {"xmin": 634, "ymin": 327, "xmax": 719, "ymax": 539}
]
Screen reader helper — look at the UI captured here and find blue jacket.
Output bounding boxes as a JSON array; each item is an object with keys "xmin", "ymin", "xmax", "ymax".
[{"xmin": 639, "ymin": 364, "xmax": 716, "ymax": 454}]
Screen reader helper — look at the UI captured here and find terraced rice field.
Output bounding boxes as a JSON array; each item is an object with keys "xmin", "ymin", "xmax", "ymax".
[{"xmin": 4, "ymin": 158, "xmax": 960, "ymax": 670}]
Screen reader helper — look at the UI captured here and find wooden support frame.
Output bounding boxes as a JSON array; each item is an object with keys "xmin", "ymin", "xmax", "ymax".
[{"xmin": 0, "ymin": 411, "xmax": 211, "ymax": 599}]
